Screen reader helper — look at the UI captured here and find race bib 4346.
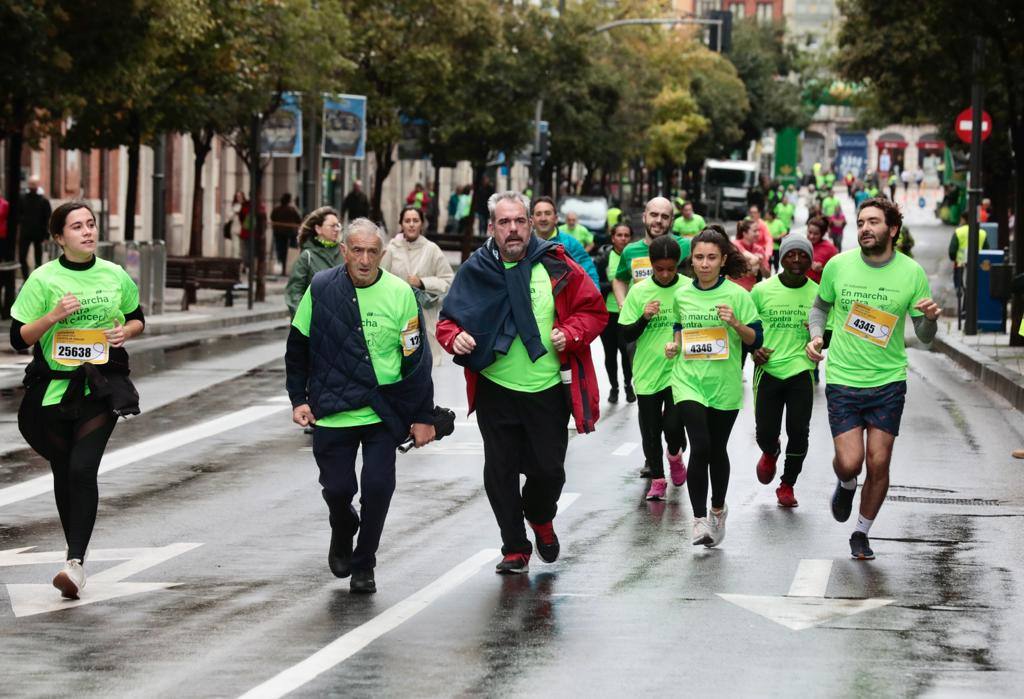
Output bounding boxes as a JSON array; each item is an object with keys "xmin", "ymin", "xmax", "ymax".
[{"xmin": 682, "ymin": 327, "xmax": 729, "ymax": 360}]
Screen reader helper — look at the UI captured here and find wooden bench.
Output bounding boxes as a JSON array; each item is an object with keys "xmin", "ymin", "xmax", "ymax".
[{"xmin": 166, "ymin": 256, "xmax": 246, "ymax": 310}]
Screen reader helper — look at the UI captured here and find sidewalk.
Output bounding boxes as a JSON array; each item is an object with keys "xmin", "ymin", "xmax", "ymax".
[
  {"xmin": 0, "ymin": 278, "xmax": 291, "ymax": 392},
  {"xmin": 932, "ymin": 320, "xmax": 1024, "ymax": 413}
]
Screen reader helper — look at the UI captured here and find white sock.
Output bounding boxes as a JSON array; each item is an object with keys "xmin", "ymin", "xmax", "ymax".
[
  {"xmin": 840, "ymin": 478, "xmax": 857, "ymax": 491},
  {"xmin": 855, "ymin": 515, "xmax": 873, "ymax": 535}
]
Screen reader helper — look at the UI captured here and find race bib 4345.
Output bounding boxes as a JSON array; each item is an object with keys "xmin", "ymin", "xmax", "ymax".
[{"xmin": 843, "ymin": 302, "xmax": 898, "ymax": 348}]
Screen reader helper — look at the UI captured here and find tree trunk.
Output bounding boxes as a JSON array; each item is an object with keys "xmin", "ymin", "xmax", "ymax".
[
  {"xmin": 188, "ymin": 129, "xmax": 213, "ymax": 256},
  {"xmin": 124, "ymin": 127, "xmax": 141, "ymax": 241},
  {"xmin": 3, "ymin": 127, "xmax": 24, "ymax": 263},
  {"xmin": 371, "ymin": 142, "xmax": 395, "ymax": 228}
]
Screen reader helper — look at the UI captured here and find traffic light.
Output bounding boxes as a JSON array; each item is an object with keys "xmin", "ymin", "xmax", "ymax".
[{"xmin": 707, "ymin": 10, "xmax": 732, "ymax": 53}]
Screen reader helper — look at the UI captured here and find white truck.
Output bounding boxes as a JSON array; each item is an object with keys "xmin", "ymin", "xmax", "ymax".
[{"xmin": 701, "ymin": 159, "xmax": 759, "ymax": 220}]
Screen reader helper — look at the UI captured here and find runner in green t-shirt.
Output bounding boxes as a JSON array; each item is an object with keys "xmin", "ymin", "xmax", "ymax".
[
  {"xmin": 599, "ymin": 221, "xmax": 634, "ymax": 403},
  {"xmin": 765, "ymin": 209, "xmax": 788, "ymax": 271},
  {"xmin": 821, "ymin": 190, "xmax": 839, "ymax": 217},
  {"xmin": 10, "ymin": 202, "xmax": 145, "ymax": 600},
  {"xmin": 774, "ymin": 200, "xmax": 795, "ymax": 230},
  {"xmin": 664, "ymin": 227, "xmax": 763, "ymax": 549},
  {"xmin": 750, "ymin": 234, "xmax": 817, "ymax": 508},
  {"xmin": 286, "ymin": 218, "xmax": 436, "ymax": 594},
  {"xmin": 671, "ymin": 202, "xmax": 706, "ymax": 238},
  {"xmin": 805, "ymin": 197, "xmax": 941, "ymax": 561},
  {"xmin": 612, "ymin": 196, "xmax": 692, "ymax": 307},
  {"xmin": 558, "ymin": 211, "xmax": 594, "ymax": 252},
  {"xmin": 619, "ymin": 236, "xmax": 688, "ymax": 500}
]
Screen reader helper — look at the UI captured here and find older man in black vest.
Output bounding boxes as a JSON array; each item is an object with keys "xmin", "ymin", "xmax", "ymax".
[{"xmin": 285, "ymin": 217, "xmax": 435, "ymax": 593}]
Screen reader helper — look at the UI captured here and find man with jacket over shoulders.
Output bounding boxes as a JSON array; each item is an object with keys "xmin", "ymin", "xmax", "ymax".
[{"xmin": 437, "ymin": 191, "xmax": 607, "ymax": 575}]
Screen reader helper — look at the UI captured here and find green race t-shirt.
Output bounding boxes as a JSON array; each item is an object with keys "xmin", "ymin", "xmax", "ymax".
[
  {"xmin": 292, "ymin": 269, "xmax": 419, "ymax": 427},
  {"xmin": 605, "ymin": 249, "xmax": 621, "ymax": 313},
  {"xmin": 481, "ymin": 262, "xmax": 560, "ymax": 393},
  {"xmin": 618, "ymin": 275, "xmax": 681, "ymax": 395},
  {"xmin": 768, "ymin": 219, "xmax": 788, "ymax": 249},
  {"xmin": 614, "ymin": 236, "xmax": 692, "ymax": 287},
  {"xmin": 821, "ymin": 197, "xmax": 839, "ymax": 217},
  {"xmin": 559, "ymin": 223, "xmax": 594, "ymax": 249},
  {"xmin": 672, "ymin": 214, "xmax": 706, "ymax": 238},
  {"xmin": 11, "ymin": 257, "xmax": 140, "ymax": 406},
  {"xmin": 750, "ymin": 275, "xmax": 818, "ymax": 380},
  {"xmin": 817, "ymin": 250, "xmax": 931, "ymax": 388},
  {"xmin": 669, "ymin": 278, "xmax": 759, "ymax": 410},
  {"xmin": 774, "ymin": 202, "xmax": 795, "ymax": 229}
]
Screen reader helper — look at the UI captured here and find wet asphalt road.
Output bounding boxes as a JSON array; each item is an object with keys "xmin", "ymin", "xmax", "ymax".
[{"xmin": 2, "ymin": 230, "xmax": 1024, "ymax": 696}]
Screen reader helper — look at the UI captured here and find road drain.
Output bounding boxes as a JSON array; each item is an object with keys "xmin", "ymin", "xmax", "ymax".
[{"xmin": 887, "ymin": 495, "xmax": 1001, "ymax": 506}]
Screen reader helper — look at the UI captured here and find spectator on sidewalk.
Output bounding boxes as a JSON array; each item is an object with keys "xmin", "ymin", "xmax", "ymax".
[
  {"xmin": 341, "ymin": 180, "xmax": 370, "ymax": 222},
  {"xmin": 270, "ymin": 193, "xmax": 302, "ymax": 277},
  {"xmin": 285, "ymin": 207, "xmax": 343, "ymax": 317},
  {"xmin": 19, "ymin": 177, "xmax": 52, "ymax": 278}
]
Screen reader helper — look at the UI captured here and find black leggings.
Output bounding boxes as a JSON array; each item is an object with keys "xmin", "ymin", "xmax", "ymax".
[
  {"xmin": 754, "ymin": 369, "xmax": 813, "ymax": 485},
  {"xmin": 600, "ymin": 312, "xmax": 632, "ymax": 390},
  {"xmin": 677, "ymin": 401, "xmax": 738, "ymax": 518},
  {"xmin": 21, "ymin": 392, "xmax": 117, "ymax": 560},
  {"xmin": 637, "ymin": 387, "xmax": 686, "ymax": 478}
]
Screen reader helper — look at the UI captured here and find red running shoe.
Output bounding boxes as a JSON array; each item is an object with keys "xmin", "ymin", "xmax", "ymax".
[
  {"xmin": 756, "ymin": 443, "xmax": 780, "ymax": 484},
  {"xmin": 776, "ymin": 483, "xmax": 798, "ymax": 508},
  {"xmin": 528, "ymin": 520, "xmax": 560, "ymax": 563},
  {"xmin": 495, "ymin": 552, "xmax": 530, "ymax": 574},
  {"xmin": 667, "ymin": 449, "xmax": 687, "ymax": 486}
]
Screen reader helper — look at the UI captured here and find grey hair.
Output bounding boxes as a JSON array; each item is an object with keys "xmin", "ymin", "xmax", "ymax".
[
  {"xmin": 342, "ymin": 217, "xmax": 386, "ymax": 247},
  {"xmin": 487, "ymin": 190, "xmax": 531, "ymax": 220}
]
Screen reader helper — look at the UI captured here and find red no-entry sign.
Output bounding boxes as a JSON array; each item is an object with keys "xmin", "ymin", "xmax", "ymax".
[{"xmin": 955, "ymin": 108, "xmax": 992, "ymax": 144}]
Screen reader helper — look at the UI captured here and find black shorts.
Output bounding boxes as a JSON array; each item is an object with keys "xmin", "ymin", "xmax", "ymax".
[{"xmin": 825, "ymin": 380, "xmax": 907, "ymax": 438}]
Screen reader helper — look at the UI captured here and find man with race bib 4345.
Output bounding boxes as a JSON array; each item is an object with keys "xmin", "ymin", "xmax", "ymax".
[{"xmin": 806, "ymin": 197, "xmax": 941, "ymax": 560}]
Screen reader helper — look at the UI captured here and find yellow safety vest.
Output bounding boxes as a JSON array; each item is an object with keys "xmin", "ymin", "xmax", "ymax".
[{"xmin": 954, "ymin": 224, "xmax": 986, "ymax": 266}]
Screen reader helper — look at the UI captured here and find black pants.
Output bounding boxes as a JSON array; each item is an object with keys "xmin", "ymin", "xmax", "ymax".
[
  {"xmin": 600, "ymin": 312, "xmax": 632, "ymax": 390},
  {"xmin": 476, "ymin": 376, "xmax": 569, "ymax": 555},
  {"xmin": 19, "ymin": 237, "xmax": 44, "ymax": 280},
  {"xmin": 637, "ymin": 387, "xmax": 686, "ymax": 478},
  {"xmin": 273, "ymin": 233, "xmax": 290, "ymax": 274},
  {"xmin": 19, "ymin": 389, "xmax": 117, "ymax": 561},
  {"xmin": 677, "ymin": 401, "xmax": 738, "ymax": 518},
  {"xmin": 754, "ymin": 369, "xmax": 813, "ymax": 485},
  {"xmin": 312, "ymin": 423, "xmax": 397, "ymax": 571}
]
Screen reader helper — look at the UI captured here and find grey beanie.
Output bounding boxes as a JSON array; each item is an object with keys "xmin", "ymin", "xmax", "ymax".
[{"xmin": 779, "ymin": 233, "xmax": 813, "ymax": 259}]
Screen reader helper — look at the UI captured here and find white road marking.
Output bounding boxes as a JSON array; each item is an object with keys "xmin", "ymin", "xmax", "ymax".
[
  {"xmin": 787, "ymin": 559, "xmax": 832, "ymax": 597},
  {"xmin": 241, "ymin": 492, "xmax": 583, "ymax": 697},
  {"xmin": 2, "ymin": 543, "xmax": 201, "ymax": 618},
  {"xmin": 612, "ymin": 442, "xmax": 638, "ymax": 456},
  {"xmin": 264, "ymin": 396, "xmax": 293, "ymax": 404},
  {"xmin": 239, "ymin": 548, "xmax": 501, "ymax": 699},
  {"xmin": 718, "ymin": 559, "xmax": 893, "ymax": 631},
  {"xmin": 0, "ymin": 404, "xmax": 288, "ymax": 510}
]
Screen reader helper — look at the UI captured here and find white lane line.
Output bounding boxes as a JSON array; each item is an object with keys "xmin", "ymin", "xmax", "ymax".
[
  {"xmin": 612, "ymin": 442, "xmax": 638, "ymax": 456},
  {"xmin": 0, "ymin": 403, "xmax": 288, "ymax": 509},
  {"xmin": 241, "ymin": 492, "xmax": 582, "ymax": 698},
  {"xmin": 239, "ymin": 548, "xmax": 501, "ymax": 699},
  {"xmin": 787, "ymin": 559, "xmax": 833, "ymax": 598},
  {"xmin": 264, "ymin": 396, "xmax": 293, "ymax": 404}
]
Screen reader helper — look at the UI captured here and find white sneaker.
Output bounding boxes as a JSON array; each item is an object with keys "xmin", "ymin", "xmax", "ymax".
[
  {"xmin": 692, "ymin": 518, "xmax": 713, "ymax": 546},
  {"xmin": 53, "ymin": 559, "xmax": 86, "ymax": 600},
  {"xmin": 707, "ymin": 504, "xmax": 729, "ymax": 548}
]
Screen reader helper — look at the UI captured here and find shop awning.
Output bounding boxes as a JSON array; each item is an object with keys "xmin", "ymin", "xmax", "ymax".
[
  {"xmin": 876, "ymin": 139, "xmax": 908, "ymax": 150},
  {"xmin": 916, "ymin": 139, "xmax": 945, "ymax": 150}
]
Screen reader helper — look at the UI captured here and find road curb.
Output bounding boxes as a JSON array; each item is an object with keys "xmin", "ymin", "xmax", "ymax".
[{"xmin": 931, "ymin": 333, "xmax": 1024, "ymax": 413}]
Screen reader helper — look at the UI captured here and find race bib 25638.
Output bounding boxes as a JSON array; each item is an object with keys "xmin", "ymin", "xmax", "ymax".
[{"xmin": 51, "ymin": 328, "xmax": 109, "ymax": 366}]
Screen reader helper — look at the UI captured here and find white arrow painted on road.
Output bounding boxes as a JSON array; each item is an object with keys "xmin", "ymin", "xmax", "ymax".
[
  {"xmin": 717, "ymin": 559, "xmax": 893, "ymax": 631},
  {"xmin": 2, "ymin": 543, "xmax": 202, "ymax": 617}
]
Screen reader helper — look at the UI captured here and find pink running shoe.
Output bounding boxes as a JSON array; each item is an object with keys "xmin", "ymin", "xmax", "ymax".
[
  {"xmin": 667, "ymin": 449, "xmax": 687, "ymax": 486},
  {"xmin": 645, "ymin": 478, "xmax": 668, "ymax": 501}
]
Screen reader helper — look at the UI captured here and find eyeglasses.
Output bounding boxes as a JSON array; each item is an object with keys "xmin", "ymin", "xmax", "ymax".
[{"xmin": 495, "ymin": 217, "xmax": 529, "ymax": 229}]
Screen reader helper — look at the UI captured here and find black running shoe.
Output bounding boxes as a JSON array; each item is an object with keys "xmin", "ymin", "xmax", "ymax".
[
  {"xmin": 830, "ymin": 480, "xmax": 855, "ymax": 522},
  {"xmin": 328, "ymin": 525, "xmax": 356, "ymax": 578},
  {"xmin": 849, "ymin": 532, "xmax": 875, "ymax": 560},
  {"xmin": 529, "ymin": 521, "xmax": 560, "ymax": 563},
  {"xmin": 639, "ymin": 461, "xmax": 654, "ymax": 479},
  {"xmin": 608, "ymin": 387, "xmax": 619, "ymax": 404},
  {"xmin": 350, "ymin": 568, "xmax": 376, "ymax": 593},
  {"xmin": 625, "ymin": 384, "xmax": 637, "ymax": 403}
]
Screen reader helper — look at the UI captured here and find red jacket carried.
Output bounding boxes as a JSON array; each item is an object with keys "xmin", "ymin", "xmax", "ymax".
[{"xmin": 437, "ymin": 243, "xmax": 607, "ymax": 433}]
